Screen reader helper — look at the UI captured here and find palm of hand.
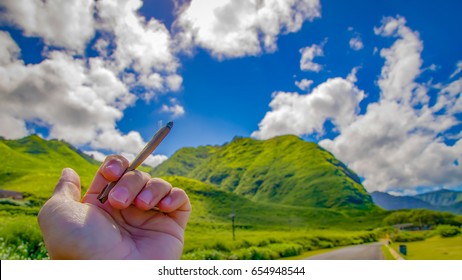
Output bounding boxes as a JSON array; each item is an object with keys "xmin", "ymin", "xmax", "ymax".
[{"xmin": 75, "ymin": 195, "xmax": 186, "ymax": 259}]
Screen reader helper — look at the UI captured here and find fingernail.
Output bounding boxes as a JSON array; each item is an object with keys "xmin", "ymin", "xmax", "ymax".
[
  {"xmin": 61, "ymin": 168, "xmax": 71, "ymax": 176},
  {"xmin": 60, "ymin": 168, "xmax": 72, "ymax": 181},
  {"xmin": 110, "ymin": 187, "xmax": 129, "ymax": 204},
  {"xmin": 162, "ymin": 196, "xmax": 172, "ymax": 206},
  {"xmin": 138, "ymin": 190, "xmax": 153, "ymax": 205},
  {"xmin": 106, "ymin": 161, "xmax": 123, "ymax": 176}
]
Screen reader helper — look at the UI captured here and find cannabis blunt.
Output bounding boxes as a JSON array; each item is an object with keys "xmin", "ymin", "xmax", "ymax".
[{"xmin": 97, "ymin": 121, "xmax": 173, "ymax": 204}]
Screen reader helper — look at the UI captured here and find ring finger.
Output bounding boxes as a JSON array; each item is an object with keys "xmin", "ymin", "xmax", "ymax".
[{"xmin": 134, "ymin": 178, "xmax": 172, "ymax": 211}]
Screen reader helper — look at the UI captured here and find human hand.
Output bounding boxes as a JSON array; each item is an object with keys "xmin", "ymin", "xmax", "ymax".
[{"xmin": 38, "ymin": 155, "xmax": 191, "ymax": 259}]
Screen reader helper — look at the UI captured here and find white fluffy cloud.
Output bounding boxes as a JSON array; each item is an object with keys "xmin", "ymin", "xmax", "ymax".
[
  {"xmin": 161, "ymin": 104, "xmax": 186, "ymax": 119},
  {"xmin": 1, "ymin": 0, "xmax": 96, "ymax": 53},
  {"xmin": 252, "ymin": 72, "xmax": 364, "ymax": 139},
  {"xmin": 122, "ymin": 152, "xmax": 168, "ymax": 168},
  {"xmin": 349, "ymin": 36, "xmax": 364, "ymax": 51},
  {"xmin": 174, "ymin": 0, "xmax": 321, "ymax": 59},
  {"xmin": 96, "ymin": 0, "xmax": 181, "ymax": 100},
  {"xmin": 83, "ymin": 150, "xmax": 107, "ymax": 163},
  {"xmin": 0, "ymin": 35, "xmax": 140, "ymax": 149},
  {"xmin": 0, "ymin": 0, "xmax": 182, "ymax": 161},
  {"xmin": 450, "ymin": 60, "xmax": 462, "ymax": 79},
  {"xmin": 299, "ymin": 42, "xmax": 324, "ymax": 72},
  {"xmin": 295, "ymin": 79, "xmax": 314, "ymax": 91},
  {"xmin": 84, "ymin": 150, "xmax": 168, "ymax": 168},
  {"xmin": 253, "ymin": 16, "xmax": 462, "ymax": 192},
  {"xmin": 347, "ymin": 27, "xmax": 364, "ymax": 51}
]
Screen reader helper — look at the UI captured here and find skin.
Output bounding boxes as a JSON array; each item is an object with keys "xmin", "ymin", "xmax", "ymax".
[{"xmin": 37, "ymin": 155, "xmax": 191, "ymax": 259}]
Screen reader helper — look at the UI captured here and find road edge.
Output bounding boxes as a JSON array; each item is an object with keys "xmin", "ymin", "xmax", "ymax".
[{"xmin": 385, "ymin": 243, "xmax": 404, "ymax": 260}]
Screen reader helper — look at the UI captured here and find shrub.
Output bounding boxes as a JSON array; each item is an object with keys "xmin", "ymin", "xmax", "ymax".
[
  {"xmin": 257, "ymin": 238, "xmax": 279, "ymax": 247},
  {"xmin": 436, "ymin": 225, "xmax": 461, "ymax": 238},
  {"xmin": 392, "ymin": 231, "xmax": 427, "ymax": 242},
  {"xmin": 0, "ymin": 238, "xmax": 48, "ymax": 260},
  {"xmin": 235, "ymin": 239, "xmax": 252, "ymax": 249},
  {"xmin": 232, "ymin": 246, "xmax": 279, "ymax": 260},
  {"xmin": 266, "ymin": 243, "xmax": 303, "ymax": 258},
  {"xmin": 384, "ymin": 209, "xmax": 461, "ymax": 227},
  {"xmin": 205, "ymin": 241, "xmax": 230, "ymax": 252},
  {"xmin": 0, "ymin": 214, "xmax": 48, "ymax": 259},
  {"xmin": 182, "ymin": 249, "xmax": 227, "ymax": 260}
]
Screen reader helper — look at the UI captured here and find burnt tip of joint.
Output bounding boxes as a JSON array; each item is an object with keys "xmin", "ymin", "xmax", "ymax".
[{"xmin": 166, "ymin": 121, "xmax": 174, "ymax": 129}]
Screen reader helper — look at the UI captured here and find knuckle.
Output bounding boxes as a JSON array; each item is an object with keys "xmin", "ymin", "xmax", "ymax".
[
  {"xmin": 174, "ymin": 187, "xmax": 187, "ymax": 197},
  {"xmin": 132, "ymin": 170, "xmax": 147, "ymax": 180},
  {"xmin": 122, "ymin": 170, "xmax": 149, "ymax": 185},
  {"xmin": 148, "ymin": 178, "xmax": 172, "ymax": 189},
  {"xmin": 105, "ymin": 155, "xmax": 129, "ymax": 166}
]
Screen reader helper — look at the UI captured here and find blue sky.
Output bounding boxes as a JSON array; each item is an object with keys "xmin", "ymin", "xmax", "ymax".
[{"xmin": 0, "ymin": 0, "xmax": 461, "ymax": 194}]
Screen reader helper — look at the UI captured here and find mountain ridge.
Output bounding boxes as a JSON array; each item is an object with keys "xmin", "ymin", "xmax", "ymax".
[
  {"xmin": 371, "ymin": 190, "xmax": 462, "ymax": 215},
  {"xmin": 152, "ymin": 135, "xmax": 376, "ymax": 210}
]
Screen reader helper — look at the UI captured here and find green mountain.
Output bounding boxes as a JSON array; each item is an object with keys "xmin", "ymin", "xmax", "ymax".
[
  {"xmin": 152, "ymin": 135, "xmax": 375, "ymax": 210},
  {"xmin": 0, "ymin": 135, "xmax": 99, "ymax": 199}
]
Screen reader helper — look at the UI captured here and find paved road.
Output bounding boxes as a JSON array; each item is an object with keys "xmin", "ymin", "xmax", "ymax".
[{"xmin": 306, "ymin": 242, "xmax": 385, "ymax": 260}]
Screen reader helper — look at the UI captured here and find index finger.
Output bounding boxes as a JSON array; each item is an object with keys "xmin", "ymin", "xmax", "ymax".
[{"xmin": 85, "ymin": 155, "xmax": 129, "ymax": 195}]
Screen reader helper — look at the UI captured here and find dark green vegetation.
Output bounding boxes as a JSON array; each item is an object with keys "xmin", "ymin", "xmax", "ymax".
[
  {"xmin": 372, "ymin": 190, "xmax": 462, "ymax": 215},
  {"xmin": 384, "ymin": 209, "xmax": 461, "ymax": 228},
  {"xmin": 385, "ymin": 209, "xmax": 462, "ymax": 243},
  {"xmin": 152, "ymin": 136, "xmax": 375, "ymax": 210},
  {"xmin": 1, "ymin": 135, "xmax": 460, "ymax": 259}
]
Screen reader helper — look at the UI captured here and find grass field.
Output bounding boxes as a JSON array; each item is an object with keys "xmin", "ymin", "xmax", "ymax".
[
  {"xmin": 182, "ymin": 225, "xmax": 377, "ymax": 260},
  {"xmin": 392, "ymin": 235, "xmax": 462, "ymax": 260},
  {"xmin": 0, "ymin": 208, "xmax": 379, "ymax": 260}
]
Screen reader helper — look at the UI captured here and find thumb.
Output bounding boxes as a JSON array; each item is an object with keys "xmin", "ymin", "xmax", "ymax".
[{"xmin": 52, "ymin": 168, "xmax": 82, "ymax": 202}]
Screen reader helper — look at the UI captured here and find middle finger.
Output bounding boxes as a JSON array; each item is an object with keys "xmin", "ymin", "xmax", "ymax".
[{"xmin": 108, "ymin": 170, "xmax": 150, "ymax": 209}]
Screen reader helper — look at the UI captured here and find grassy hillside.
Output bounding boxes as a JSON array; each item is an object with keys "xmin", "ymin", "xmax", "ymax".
[
  {"xmin": 152, "ymin": 135, "xmax": 375, "ymax": 210},
  {"xmin": 0, "ymin": 135, "xmax": 98, "ymax": 199},
  {"xmin": 164, "ymin": 176, "xmax": 385, "ymax": 230},
  {"xmin": 155, "ymin": 176, "xmax": 384, "ymax": 260}
]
